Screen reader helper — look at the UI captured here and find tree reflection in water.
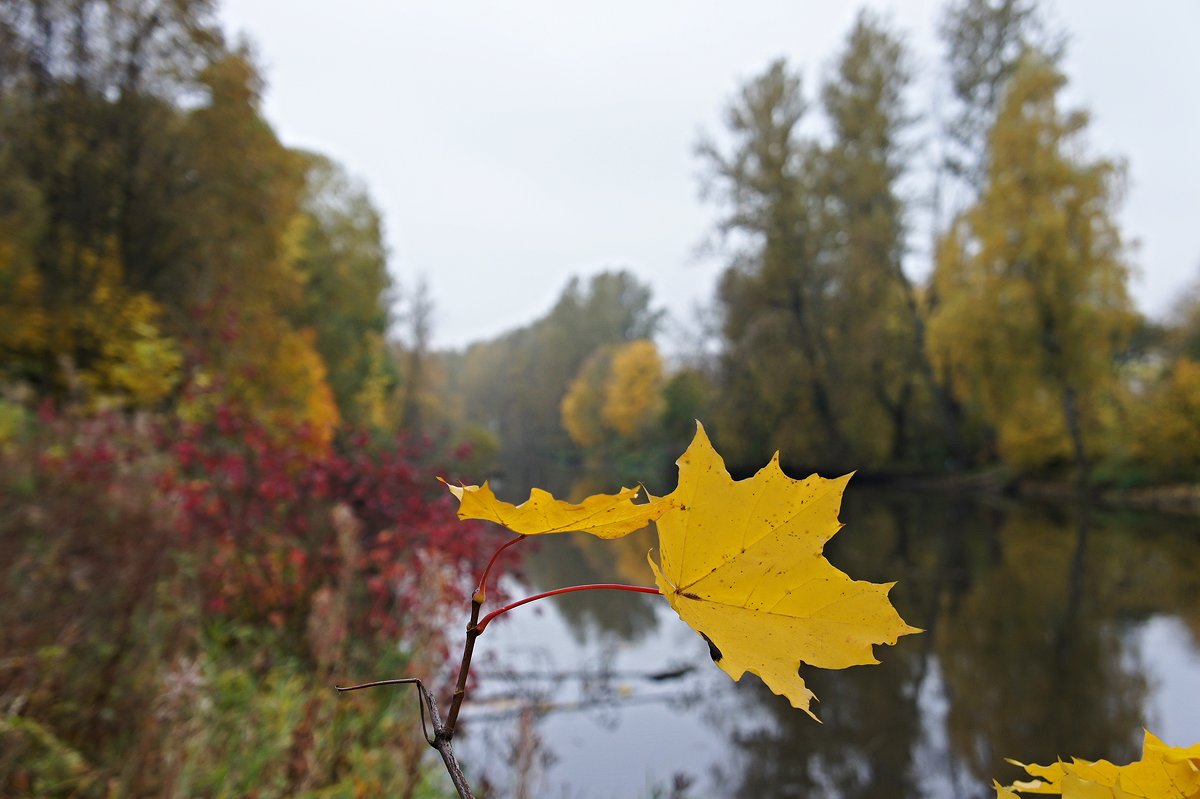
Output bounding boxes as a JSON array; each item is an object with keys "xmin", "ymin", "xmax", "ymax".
[
  {"xmin": 936, "ymin": 506, "xmax": 1146, "ymax": 786},
  {"xmin": 465, "ymin": 487, "xmax": 1200, "ymax": 798}
]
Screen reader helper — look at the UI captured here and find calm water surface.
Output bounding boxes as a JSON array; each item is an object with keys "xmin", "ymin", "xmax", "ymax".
[{"xmin": 456, "ymin": 489, "xmax": 1200, "ymax": 799}]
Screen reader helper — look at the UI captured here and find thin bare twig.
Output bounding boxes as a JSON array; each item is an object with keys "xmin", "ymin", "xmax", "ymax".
[
  {"xmin": 337, "ymin": 675, "xmax": 476, "ymax": 798},
  {"xmin": 337, "ymin": 678, "xmax": 436, "ymax": 746}
]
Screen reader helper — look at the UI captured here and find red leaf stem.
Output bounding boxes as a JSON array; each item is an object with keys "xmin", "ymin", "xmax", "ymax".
[
  {"xmin": 476, "ymin": 583, "xmax": 661, "ymax": 632},
  {"xmin": 475, "ymin": 534, "xmax": 525, "ymax": 601}
]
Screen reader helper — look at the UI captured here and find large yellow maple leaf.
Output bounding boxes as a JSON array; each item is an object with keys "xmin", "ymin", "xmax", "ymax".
[
  {"xmin": 996, "ymin": 730, "xmax": 1200, "ymax": 798},
  {"xmin": 649, "ymin": 423, "xmax": 920, "ymax": 719},
  {"xmin": 440, "ymin": 478, "xmax": 670, "ymax": 538}
]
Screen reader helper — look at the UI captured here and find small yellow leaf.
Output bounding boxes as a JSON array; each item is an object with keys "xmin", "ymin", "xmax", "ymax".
[
  {"xmin": 649, "ymin": 422, "xmax": 920, "ymax": 719},
  {"xmin": 439, "ymin": 478, "xmax": 670, "ymax": 539}
]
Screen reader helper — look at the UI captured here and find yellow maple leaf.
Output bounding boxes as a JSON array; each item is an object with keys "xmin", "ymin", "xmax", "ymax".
[
  {"xmin": 440, "ymin": 478, "xmax": 671, "ymax": 538},
  {"xmin": 648, "ymin": 422, "xmax": 920, "ymax": 719},
  {"xmin": 997, "ymin": 731, "xmax": 1200, "ymax": 798}
]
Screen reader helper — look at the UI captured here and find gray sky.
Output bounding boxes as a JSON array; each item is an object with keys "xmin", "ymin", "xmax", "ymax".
[{"xmin": 218, "ymin": 1, "xmax": 1200, "ymax": 350}]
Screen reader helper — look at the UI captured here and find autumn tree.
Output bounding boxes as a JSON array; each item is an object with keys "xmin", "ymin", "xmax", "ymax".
[
  {"xmin": 0, "ymin": 0, "xmax": 221, "ymax": 404},
  {"xmin": 289, "ymin": 153, "xmax": 396, "ymax": 429},
  {"xmin": 0, "ymin": 0, "xmax": 224, "ymax": 300},
  {"xmin": 0, "ymin": 2, "xmax": 403, "ymax": 440},
  {"xmin": 917, "ymin": 0, "xmax": 1068, "ymax": 464},
  {"xmin": 818, "ymin": 11, "xmax": 956, "ymax": 465},
  {"xmin": 938, "ymin": 0, "xmax": 1063, "ymax": 196},
  {"xmin": 1127, "ymin": 359, "xmax": 1200, "ymax": 482},
  {"xmin": 927, "ymin": 53, "xmax": 1135, "ymax": 480},
  {"xmin": 702, "ymin": 25, "xmax": 954, "ymax": 472},
  {"xmin": 602, "ymin": 339, "xmax": 665, "ymax": 440},
  {"xmin": 175, "ymin": 51, "xmax": 340, "ymax": 439},
  {"xmin": 561, "ymin": 338, "xmax": 665, "ymax": 448},
  {"xmin": 700, "ymin": 59, "xmax": 852, "ymax": 470},
  {"xmin": 1123, "ymin": 269, "xmax": 1200, "ymax": 480},
  {"xmin": 560, "ymin": 347, "xmax": 612, "ymax": 450}
]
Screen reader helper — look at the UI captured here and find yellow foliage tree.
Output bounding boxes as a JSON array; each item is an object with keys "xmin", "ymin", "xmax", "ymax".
[
  {"xmin": 1128, "ymin": 358, "xmax": 1200, "ymax": 479},
  {"xmin": 561, "ymin": 339, "xmax": 665, "ymax": 448},
  {"xmin": 351, "ymin": 331, "xmax": 394, "ymax": 431},
  {"xmin": 561, "ymin": 347, "xmax": 612, "ymax": 448},
  {"xmin": 927, "ymin": 53, "xmax": 1135, "ymax": 478},
  {"xmin": 178, "ymin": 54, "xmax": 340, "ymax": 443},
  {"xmin": 0, "ymin": 234, "xmax": 181, "ymax": 408},
  {"xmin": 91, "ymin": 293, "xmax": 184, "ymax": 407},
  {"xmin": 0, "ymin": 210, "xmax": 50, "ymax": 361},
  {"xmin": 259, "ymin": 327, "xmax": 340, "ymax": 444},
  {"xmin": 603, "ymin": 339, "xmax": 665, "ymax": 440}
]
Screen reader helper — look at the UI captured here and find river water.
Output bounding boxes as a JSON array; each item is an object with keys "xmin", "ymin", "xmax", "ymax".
[{"xmin": 455, "ymin": 488, "xmax": 1200, "ymax": 799}]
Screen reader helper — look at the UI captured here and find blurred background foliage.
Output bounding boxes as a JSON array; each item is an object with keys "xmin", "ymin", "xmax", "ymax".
[
  {"xmin": 0, "ymin": 390, "xmax": 498, "ymax": 797},
  {"xmin": 2, "ymin": 0, "xmax": 1199, "ymax": 796},
  {"xmin": 0, "ymin": 2, "xmax": 492, "ymax": 795}
]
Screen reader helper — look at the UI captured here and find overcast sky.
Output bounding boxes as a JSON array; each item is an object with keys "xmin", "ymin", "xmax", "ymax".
[{"xmin": 218, "ymin": 1, "xmax": 1200, "ymax": 351}]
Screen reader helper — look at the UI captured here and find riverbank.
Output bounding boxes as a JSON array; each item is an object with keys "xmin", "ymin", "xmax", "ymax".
[
  {"xmin": 1092, "ymin": 483, "xmax": 1200, "ymax": 515},
  {"xmin": 1008, "ymin": 479, "xmax": 1200, "ymax": 516},
  {"xmin": 860, "ymin": 468, "xmax": 1200, "ymax": 517}
]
